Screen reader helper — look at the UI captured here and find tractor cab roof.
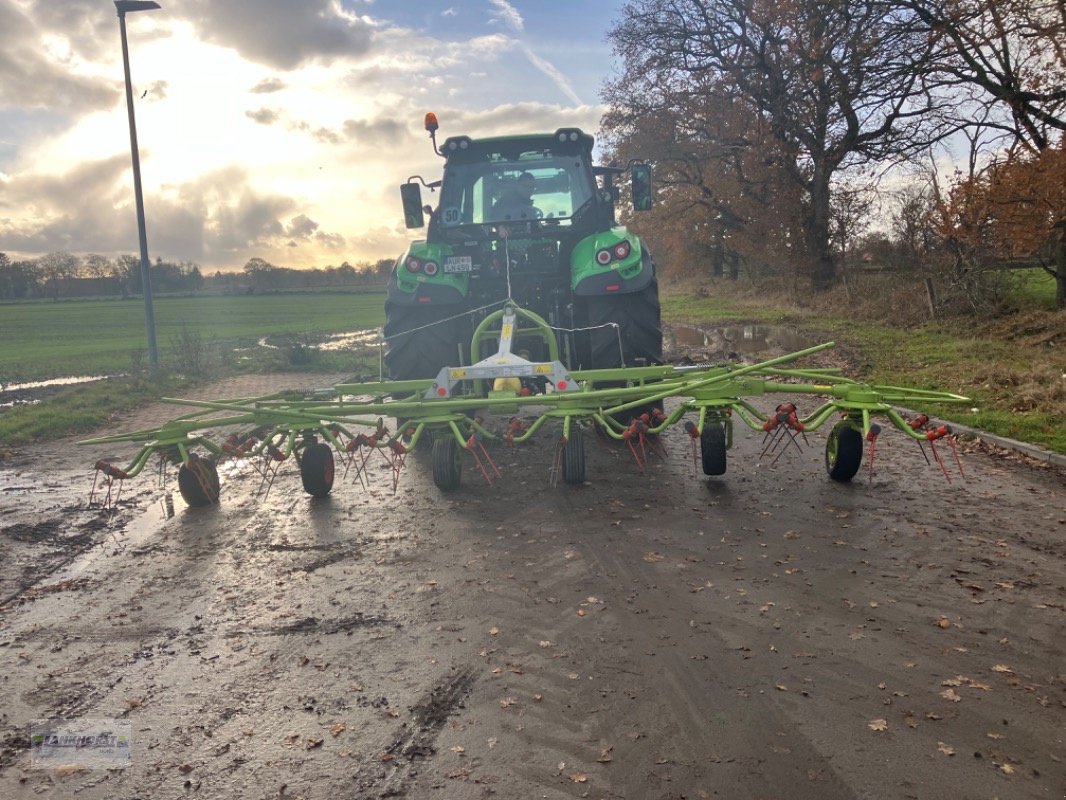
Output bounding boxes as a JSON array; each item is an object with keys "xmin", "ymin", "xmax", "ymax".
[{"xmin": 439, "ymin": 128, "xmax": 595, "ymax": 161}]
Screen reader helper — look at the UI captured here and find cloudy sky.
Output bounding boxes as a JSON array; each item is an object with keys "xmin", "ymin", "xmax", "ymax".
[{"xmin": 0, "ymin": 0, "xmax": 622, "ymax": 270}]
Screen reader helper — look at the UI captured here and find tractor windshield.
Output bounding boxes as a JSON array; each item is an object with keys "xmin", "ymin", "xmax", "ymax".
[{"xmin": 436, "ymin": 150, "xmax": 594, "ymax": 229}]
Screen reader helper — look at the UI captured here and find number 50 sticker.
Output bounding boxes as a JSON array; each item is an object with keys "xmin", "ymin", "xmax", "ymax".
[{"xmin": 441, "ymin": 207, "xmax": 461, "ymax": 226}]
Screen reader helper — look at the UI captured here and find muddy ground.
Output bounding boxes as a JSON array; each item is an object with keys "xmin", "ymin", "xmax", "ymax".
[{"xmin": 0, "ymin": 342, "xmax": 1064, "ymax": 799}]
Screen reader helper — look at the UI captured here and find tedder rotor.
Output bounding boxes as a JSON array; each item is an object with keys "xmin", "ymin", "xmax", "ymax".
[{"xmin": 82, "ymin": 302, "xmax": 971, "ymax": 510}]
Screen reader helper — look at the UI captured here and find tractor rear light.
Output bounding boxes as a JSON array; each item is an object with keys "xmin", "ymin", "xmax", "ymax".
[
  {"xmin": 423, "ymin": 261, "xmax": 439, "ymax": 276},
  {"xmin": 613, "ymin": 241, "xmax": 631, "ymax": 260},
  {"xmin": 417, "ymin": 296, "xmax": 432, "ymax": 303},
  {"xmin": 596, "ymin": 248, "xmax": 612, "ymax": 265},
  {"xmin": 405, "ymin": 257, "xmax": 422, "ymax": 272},
  {"xmin": 606, "ymin": 284, "xmax": 620, "ymax": 292}
]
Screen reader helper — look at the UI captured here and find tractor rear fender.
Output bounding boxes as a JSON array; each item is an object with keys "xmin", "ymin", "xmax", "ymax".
[
  {"xmin": 570, "ymin": 227, "xmax": 652, "ymax": 296},
  {"xmin": 387, "ymin": 241, "xmax": 470, "ymax": 305}
]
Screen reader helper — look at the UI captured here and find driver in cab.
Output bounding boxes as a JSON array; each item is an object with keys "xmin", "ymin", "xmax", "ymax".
[{"xmin": 492, "ymin": 172, "xmax": 540, "ymax": 222}]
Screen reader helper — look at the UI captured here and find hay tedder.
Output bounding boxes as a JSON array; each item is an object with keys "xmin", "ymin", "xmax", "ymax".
[{"xmin": 82, "ymin": 302, "xmax": 971, "ymax": 509}]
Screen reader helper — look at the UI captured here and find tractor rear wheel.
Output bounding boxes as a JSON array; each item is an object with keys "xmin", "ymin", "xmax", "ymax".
[
  {"xmin": 826, "ymin": 421, "xmax": 863, "ymax": 482},
  {"xmin": 583, "ymin": 278, "xmax": 662, "ymax": 370},
  {"xmin": 384, "ymin": 301, "xmax": 470, "ymax": 380},
  {"xmin": 579, "ymin": 276, "xmax": 663, "ymax": 426},
  {"xmin": 432, "ymin": 436, "xmax": 462, "ymax": 491},
  {"xmin": 700, "ymin": 422, "xmax": 727, "ymax": 476},
  {"xmin": 178, "ymin": 455, "xmax": 220, "ymax": 507},
  {"xmin": 300, "ymin": 443, "xmax": 335, "ymax": 497},
  {"xmin": 561, "ymin": 429, "xmax": 586, "ymax": 485}
]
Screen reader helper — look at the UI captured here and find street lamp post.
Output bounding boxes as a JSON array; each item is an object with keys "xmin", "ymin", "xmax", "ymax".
[{"xmin": 115, "ymin": 0, "xmax": 161, "ymax": 372}]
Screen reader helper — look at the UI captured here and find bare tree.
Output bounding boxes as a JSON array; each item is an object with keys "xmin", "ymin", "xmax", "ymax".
[
  {"xmin": 899, "ymin": 0, "xmax": 1066, "ymax": 153},
  {"xmin": 609, "ymin": 0, "xmax": 944, "ymax": 289}
]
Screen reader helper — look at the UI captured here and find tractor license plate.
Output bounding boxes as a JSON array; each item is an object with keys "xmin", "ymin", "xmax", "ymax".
[{"xmin": 443, "ymin": 256, "xmax": 473, "ymax": 273}]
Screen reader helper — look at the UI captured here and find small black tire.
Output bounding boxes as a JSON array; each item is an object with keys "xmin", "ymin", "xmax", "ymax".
[
  {"xmin": 178, "ymin": 455, "xmax": 220, "ymax": 507},
  {"xmin": 826, "ymin": 422, "xmax": 863, "ymax": 482},
  {"xmin": 300, "ymin": 443, "xmax": 335, "ymax": 497},
  {"xmin": 432, "ymin": 436, "xmax": 462, "ymax": 491},
  {"xmin": 700, "ymin": 422, "xmax": 727, "ymax": 476},
  {"xmin": 562, "ymin": 429, "xmax": 586, "ymax": 485}
]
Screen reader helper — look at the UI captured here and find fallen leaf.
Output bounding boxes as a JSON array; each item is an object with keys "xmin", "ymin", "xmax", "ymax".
[
  {"xmin": 868, "ymin": 719, "xmax": 888, "ymax": 732},
  {"xmin": 991, "ymin": 664, "xmax": 1014, "ymax": 674},
  {"xmin": 1000, "ymin": 763, "xmax": 1015, "ymax": 775},
  {"xmin": 936, "ymin": 617, "xmax": 951, "ymax": 629},
  {"xmin": 570, "ymin": 772, "xmax": 588, "ymax": 783},
  {"xmin": 306, "ymin": 737, "xmax": 324, "ymax": 750},
  {"xmin": 487, "ymin": 737, "xmax": 498, "ymax": 749},
  {"xmin": 538, "ymin": 640, "xmax": 554, "ymax": 648},
  {"xmin": 450, "ymin": 746, "xmax": 465, "ymax": 755},
  {"xmin": 489, "ymin": 626, "xmax": 500, "ymax": 636},
  {"xmin": 597, "ymin": 746, "xmax": 614, "ymax": 763},
  {"xmin": 926, "ymin": 712, "xmax": 942, "ymax": 720},
  {"xmin": 533, "ymin": 693, "xmax": 543, "ymax": 702},
  {"xmin": 330, "ymin": 723, "xmax": 346, "ymax": 737},
  {"xmin": 775, "ymin": 684, "xmax": 788, "ymax": 692},
  {"xmin": 576, "ymin": 609, "xmax": 586, "ymax": 617},
  {"xmin": 937, "ymin": 742, "xmax": 955, "ymax": 756},
  {"xmin": 643, "ymin": 552, "xmax": 665, "ymax": 562},
  {"xmin": 499, "ymin": 697, "xmax": 516, "ymax": 708},
  {"xmin": 940, "ymin": 688, "xmax": 962, "ymax": 702},
  {"xmin": 986, "ymin": 733, "xmax": 1004, "ymax": 740}
]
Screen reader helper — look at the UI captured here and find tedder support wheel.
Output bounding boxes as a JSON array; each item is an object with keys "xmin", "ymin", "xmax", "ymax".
[
  {"xmin": 826, "ymin": 421, "xmax": 863, "ymax": 482},
  {"xmin": 300, "ymin": 442, "xmax": 335, "ymax": 497},
  {"xmin": 178, "ymin": 455, "xmax": 221, "ymax": 507},
  {"xmin": 432, "ymin": 436, "xmax": 462, "ymax": 491},
  {"xmin": 700, "ymin": 422, "xmax": 727, "ymax": 476},
  {"xmin": 562, "ymin": 429, "xmax": 586, "ymax": 485}
]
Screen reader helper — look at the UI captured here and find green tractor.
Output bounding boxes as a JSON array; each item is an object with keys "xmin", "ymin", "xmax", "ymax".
[{"xmin": 385, "ymin": 113, "xmax": 661, "ymax": 380}]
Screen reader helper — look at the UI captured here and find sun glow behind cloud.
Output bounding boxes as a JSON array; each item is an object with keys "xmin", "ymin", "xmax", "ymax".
[{"xmin": 0, "ymin": 1, "xmax": 614, "ymax": 269}]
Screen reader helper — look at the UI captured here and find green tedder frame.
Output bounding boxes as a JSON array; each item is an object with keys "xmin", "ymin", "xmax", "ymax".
[{"xmin": 82, "ymin": 304, "xmax": 970, "ymax": 508}]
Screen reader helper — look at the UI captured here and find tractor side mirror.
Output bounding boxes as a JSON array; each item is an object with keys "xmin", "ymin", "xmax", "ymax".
[
  {"xmin": 400, "ymin": 183, "xmax": 425, "ymax": 228},
  {"xmin": 631, "ymin": 163, "xmax": 652, "ymax": 211}
]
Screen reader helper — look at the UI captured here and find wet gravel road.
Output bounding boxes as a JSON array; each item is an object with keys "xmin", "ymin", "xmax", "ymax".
[{"xmin": 0, "ymin": 390, "xmax": 1064, "ymax": 799}]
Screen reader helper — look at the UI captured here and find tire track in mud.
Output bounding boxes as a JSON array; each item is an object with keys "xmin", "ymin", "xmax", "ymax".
[{"xmin": 370, "ymin": 666, "xmax": 479, "ymax": 798}]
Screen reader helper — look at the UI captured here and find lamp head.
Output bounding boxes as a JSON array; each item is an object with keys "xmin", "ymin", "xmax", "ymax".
[{"xmin": 115, "ymin": 1, "xmax": 161, "ymax": 15}]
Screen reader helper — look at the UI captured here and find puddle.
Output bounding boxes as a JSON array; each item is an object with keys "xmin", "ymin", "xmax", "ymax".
[
  {"xmin": 666, "ymin": 323, "xmax": 816, "ymax": 359},
  {"xmin": 3, "ymin": 375, "xmax": 112, "ymax": 392},
  {"xmin": 315, "ymin": 329, "xmax": 383, "ymax": 351},
  {"xmin": 0, "ymin": 375, "xmax": 117, "ymax": 410},
  {"xmin": 247, "ymin": 328, "xmax": 383, "ymax": 353}
]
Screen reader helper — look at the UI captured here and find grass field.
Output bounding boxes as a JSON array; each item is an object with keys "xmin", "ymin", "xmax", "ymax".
[{"xmin": 0, "ymin": 291, "xmax": 387, "ymax": 382}]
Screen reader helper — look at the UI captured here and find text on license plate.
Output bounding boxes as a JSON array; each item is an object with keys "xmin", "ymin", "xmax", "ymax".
[{"xmin": 443, "ymin": 256, "xmax": 473, "ymax": 273}]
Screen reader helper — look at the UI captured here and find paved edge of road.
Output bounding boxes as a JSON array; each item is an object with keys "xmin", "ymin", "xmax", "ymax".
[{"xmin": 944, "ymin": 419, "xmax": 1066, "ymax": 469}]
